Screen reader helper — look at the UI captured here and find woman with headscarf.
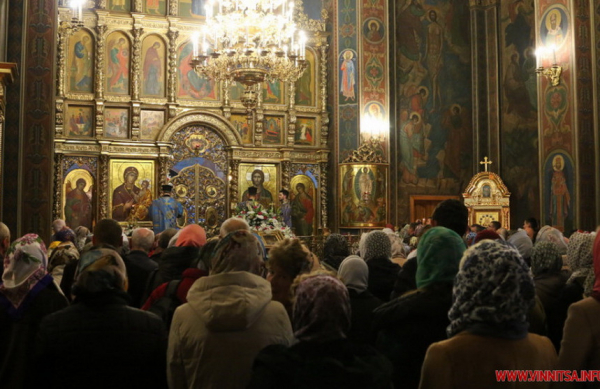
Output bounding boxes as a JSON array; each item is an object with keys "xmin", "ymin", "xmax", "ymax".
[
  {"xmin": 168, "ymin": 230, "xmax": 293, "ymax": 389},
  {"xmin": 536, "ymin": 225, "xmax": 568, "ymax": 255},
  {"xmin": 372, "ymin": 227, "xmax": 465, "ymax": 389},
  {"xmin": 0, "ymin": 234, "xmax": 68, "ymax": 388},
  {"xmin": 363, "ymin": 230, "xmax": 401, "ymax": 302},
  {"xmin": 37, "ymin": 248, "xmax": 167, "ymax": 388},
  {"xmin": 419, "ymin": 240, "xmax": 557, "ymax": 389},
  {"xmin": 338, "ymin": 255, "xmax": 382, "ymax": 345},
  {"xmin": 47, "ymin": 233, "xmax": 80, "ymax": 290},
  {"xmin": 322, "ymin": 233, "xmax": 350, "ymax": 270},
  {"xmin": 555, "ymin": 233, "xmax": 600, "ymax": 383},
  {"xmin": 531, "ymin": 241, "xmax": 569, "ymax": 350},
  {"xmin": 249, "ymin": 272, "xmax": 393, "ymax": 389}
]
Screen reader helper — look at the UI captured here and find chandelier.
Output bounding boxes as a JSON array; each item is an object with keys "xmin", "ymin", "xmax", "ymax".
[
  {"xmin": 68, "ymin": 0, "xmax": 85, "ymax": 31},
  {"xmin": 191, "ymin": 0, "xmax": 308, "ymax": 113}
]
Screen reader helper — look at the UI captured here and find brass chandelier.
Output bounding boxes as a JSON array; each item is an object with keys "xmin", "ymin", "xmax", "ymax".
[{"xmin": 191, "ymin": 0, "xmax": 308, "ymax": 113}]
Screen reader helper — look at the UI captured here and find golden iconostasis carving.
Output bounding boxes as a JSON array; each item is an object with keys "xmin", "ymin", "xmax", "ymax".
[{"xmin": 53, "ymin": 1, "xmax": 330, "ymax": 233}]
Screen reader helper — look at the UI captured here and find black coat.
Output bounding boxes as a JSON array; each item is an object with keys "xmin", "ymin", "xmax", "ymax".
[
  {"xmin": 372, "ymin": 282, "xmax": 453, "ymax": 389},
  {"xmin": 37, "ymin": 292, "xmax": 167, "ymax": 389},
  {"xmin": 148, "ymin": 246, "xmax": 200, "ymax": 292},
  {"xmin": 534, "ymin": 271, "xmax": 568, "ymax": 350},
  {"xmin": 367, "ymin": 256, "xmax": 401, "ymax": 302},
  {"xmin": 390, "ymin": 256, "xmax": 417, "ymax": 299},
  {"xmin": 0, "ymin": 282, "xmax": 68, "ymax": 388},
  {"xmin": 347, "ymin": 289, "xmax": 382, "ymax": 345},
  {"xmin": 124, "ymin": 250, "xmax": 158, "ymax": 308}
]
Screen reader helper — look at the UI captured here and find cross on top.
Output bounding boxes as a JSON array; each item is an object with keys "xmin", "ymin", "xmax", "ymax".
[{"xmin": 480, "ymin": 156, "xmax": 492, "ymax": 172}]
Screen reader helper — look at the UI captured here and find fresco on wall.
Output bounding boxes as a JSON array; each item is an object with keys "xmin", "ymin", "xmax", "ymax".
[
  {"xmin": 295, "ymin": 48, "xmax": 316, "ymax": 106},
  {"xmin": 540, "ymin": 5, "xmax": 569, "ymax": 48},
  {"xmin": 544, "ymin": 151, "xmax": 574, "ymax": 232},
  {"xmin": 179, "ymin": 0, "xmax": 206, "ymax": 18},
  {"xmin": 500, "ymin": 0, "xmax": 539, "ymax": 227},
  {"xmin": 263, "ymin": 80, "xmax": 284, "ymax": 104},
  {"xmin": 109, "ymin": 0, "xmax": 130, "ymax": 12},
  {"xmin": 363, "ymin": 18, "xmax": 384, "ymax": 44},
  {"xmin": 143, "ymin": 0, "xmax": 166, "ymax": 15},
  {"xmin": 141, "ymin": 36, "xmax": 166, "ymax": 97},
  {"xmin": 177, "ymin": 41, "xmax": 218, "ymax": 100},
  {"xmin": 339, "ymin": 49, "xmax": 357, "ymax": 103},
  {"xmin": 263, "ymin": 116, "xmax": 284, "ymax": 145},
  {"xmin": 68, "ymin": 30, "xmax": 94, "ymax": 93},
  {"xmin": 106, "ymin": 32, "xmax": 130, "ymax": 95},
  {"xmin": 396, "ymin": 0, "xmax": 472, "ymax": 200}
]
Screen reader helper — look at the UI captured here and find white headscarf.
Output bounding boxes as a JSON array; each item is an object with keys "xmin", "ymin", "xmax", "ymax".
[{"xmin": 338, "ymin": 255, "xmax": 368, "ymax": 293}]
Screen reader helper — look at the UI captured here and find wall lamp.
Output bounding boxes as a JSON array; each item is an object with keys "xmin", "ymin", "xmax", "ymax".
[{"xmin": 535, "ymin": 45, "xmax": 562, "ymax": 87}]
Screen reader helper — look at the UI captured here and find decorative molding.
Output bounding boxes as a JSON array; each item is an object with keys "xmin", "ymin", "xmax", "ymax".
[
  {"xmin": 229, "ymin": 159, "xmax": 239, "ymax": 212},
  {"xmin": 281, "ymin": 160, "xmax": 291, "ymax": 189},
  {"xmin": 167, "ymin": 29, "xmax": 179, "ymax": 103},
  {"xmin": 131, "ymin": 26, "xmax": 143, "ymax": 101},
  {"xmin": 319, "ymin": 161, "xmax": 328, "ymax": 228},
  {"xmin": 53, "ymin": 153, "xmax": 63, "ymax": 221},
  {"xmin": 95, "ymin": 24, "xmax": 107, "ymax": 100},
  {"xmin": 233, "ymin": 150, "xmax": 282, "ymax": 159},
  {"xmin": 99, "ymin": 154, "xmax": 109, "ymax": 219}
]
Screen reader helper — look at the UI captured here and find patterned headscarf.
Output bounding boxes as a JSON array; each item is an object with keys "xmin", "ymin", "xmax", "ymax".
[
  {"xmin": 176, "ymin": 224, "xmax": 207, "ymax": 248},
  {"xmin": 448, "ymin": 240, "xmax": 535, "ymax": 339},
  {"xmin": 323, "ymin": 234, "xmax": 350, "ymax": 270},
  {"xmin": 589, "ymin": 233, "xmax": 600, "ymax": 301},
  {"xmin": 74, "ymin": 248, "xmax": 128, "ymax": 294},
  {"xmin": 48, "ymin": 241, "xmax": 80, "ymax": 272},
  {"xmin": 566, "ymin": 232, "xmax": 594, "ymax": 285},
  {"xmin": 293, "ymin": 274, "xmax": 351, "ymax": 342},
  {"xmin": 416, "ymin": 227, "xmax": 465, "ymax": 289},
  {"xmin": 0, "ymin": 234, "xmax": 53, "ymax": 313},
  {"xmin": 338, "ymin": 255, "xmax": 368, "ymax": 293},
  {"xmin": 55, "ymin": 228, "xmax": 76, "ymax": 243},
  {"xmin": 536, "ymin": 226, "xmax": 568, "ymax": 255},
  {"xmin": 211, "ymin": 230, "xmax": 264, "ymax": 275},
  {"xmin": 362, "ymin": 231, "xmax": 392, "ymax": 262},
  {"xmin": 530, "ymin": 241, "xmax": 563, "ymax": 276}
]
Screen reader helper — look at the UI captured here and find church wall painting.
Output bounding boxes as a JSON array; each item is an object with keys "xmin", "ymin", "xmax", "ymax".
[
  {"xmin": 109, "ymin": 0, "xmax": 131, "ymax": 12},
  {"xmin": 238, "ymin": 163, "xmax": 278, "ymax": 209},
  {"xmin": 263, "ymin": 80, "xmax": 285, "ymax": 105},
  {"xmin": 543, "ymin": 151, "xmax": 574, "ymax": 233},
  {"xmin": 290, "ymin": 172, "xmax": 318, "ymax": 236},
  {"xmin": 140, "ymin": 109, "xmax": 165, "ymax": 140},
  {"xmin": 339, "ymin": 164, "xmax": 387, "ymax": 228},
  {"xmin": 104, "ymin": 107, "xmax": 129, "ymax": 138},
  {"xmin": 263, "ymin": 115, "xmax": 284, "ymax": 145},
  {"xmin": 177, "ymin": 41, "xmax": 218, "ymax": 100},
  {"xmin": 68, "ymin": 29, "xmax": 94, "ymax": 94},
  {"xmin": 143, "ymin": 0, "xmax": 166, "ymax": 15},
  {"xmin": 179, "ymin": 0, "xmax": 206, "ymax": 18},
  {"xmin": 62, "ymin": 167, "xmax": 94, "ymax": 230},
  {"xmin": 230, "ymin": 113, "xmax": 252, "ymax": 144},
  {"xmin": 141, "ymin": 35, "xmax": 166, "ymax": 98},
  {"xmin": 499, "ymin": 0, "xmax": 539, "ymax": 228},
  {"xmin": 109, "ymin": 159, "xmax": 155, "ymax": 223},
  {"xmin": 363, "ymin": 18, "xmax": 384, "ymax": 44},
  {"xmin": 65, "ymin": 105, "xmax": 93, "ymax": 137},
  {"xmin": 295, "ymin": 48, "xmax": 316, "ymax": 106},
  {"xmin": 295, "ymin": 117, "xmax": 317, "ymax": 146},
  {"xmin": 339, "ymin": 49, "xmax": 357, "ymax": 105},
  {"xmin": 106, "ymin": 32, "xmax": 131, "ymax": 95}
]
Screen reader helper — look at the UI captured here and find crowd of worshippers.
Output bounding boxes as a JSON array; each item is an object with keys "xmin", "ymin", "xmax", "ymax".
[{"xmin": 1, "ymin": 199, "xmax": 599, "ymax": 388}]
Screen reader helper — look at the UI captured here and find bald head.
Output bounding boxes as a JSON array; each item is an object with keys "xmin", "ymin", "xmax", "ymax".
[
  {"xmin": 219, "ymin": 218, "xmax": 250, "ymax": 238},
  {"xmin": 53, "ymin": 219, "xmax": 66, "ymax": 234},
  {"xmin": 131, "ymin": 228, "xmax": 155, "ymax": 253},
  {"xmin": 0, "ymin": 222, "xmax": 10, "ymax": 256}
]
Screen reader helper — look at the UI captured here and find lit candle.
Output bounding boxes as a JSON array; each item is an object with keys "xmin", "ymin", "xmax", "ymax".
[{"xmin": 192, "ymin": 33, "xmax": 199, "ymax": 57}]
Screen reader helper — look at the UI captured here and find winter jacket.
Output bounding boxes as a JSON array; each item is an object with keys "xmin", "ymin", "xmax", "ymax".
[
  {"xmin": 347, "ymin": 289, "xmax": 382, "ymax": 345},
  {"xmin": 367, "ymin": 256, "xmax": 401, "ymax": 302},
  {"xmin": 167, "ymin": 271, "xmax": 294, "ymax": 389},
  {"xmin": 124, "ymin": 250, "xmax": 158, "ymax": 307}
]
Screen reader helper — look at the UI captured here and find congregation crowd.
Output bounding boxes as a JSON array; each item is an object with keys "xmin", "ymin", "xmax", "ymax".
[{"xmin": 1, "ymin": 199, "xmax": 599, "ymax": 388}]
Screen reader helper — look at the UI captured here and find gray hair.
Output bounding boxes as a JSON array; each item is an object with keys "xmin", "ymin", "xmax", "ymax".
[
  {"xmin": 219, "ymin": 217, "xmax": 250, "ymax": 238},
  {"xmin": 131, "ymin": 228, "xmax": 155, "ymax": 253}
]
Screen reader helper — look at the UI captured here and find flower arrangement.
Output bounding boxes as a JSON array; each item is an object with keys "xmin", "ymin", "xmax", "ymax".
[{"xmin": 235, "ymin": 201, "xmax": 294, "ymax": 238}]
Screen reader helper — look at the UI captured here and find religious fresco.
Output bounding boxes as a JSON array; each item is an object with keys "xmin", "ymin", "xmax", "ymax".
[
  {"xmin": 141, "ymin": 35, "xmax": 166, "ymax": 98},
  {"xmin": 363, "ymin": 18, "xmax": 384, "ymax": 44},
  {"xmin": 62, "ymin": 168, "xmax": 94, "ymax": 230},
  {"xmin": 290, "ymin": 173, "xmax": 318, "ymax": 236},
  {"xmin": 104, "ymin": 108, "xmax": 129, "ymax": 138},
  {"xmin": 177, "ymin": 41, "xmax": 218, "ymax": 100},
  {"xmin": 140, "ymin": 110, "xmax": 165, "ymax": 140},
  {"xmin": 339, "ymin": 164, "xmax": 387, "ymax": 228},
  {"xmin": 108, "ymin": 0, "xmax": 131, "ymax": 12},
  {"xmin": 179, "ymin": 0, "xmax": 206, "ymax": 18},
  {"xmin": 109, "ymin": 159, "xmax": 155, "ymax": 223},
  {"xmin": 68, "ymin": 30, "xmax": 94, "ymax": 93},
  {"xmin": 263, "ymin": 116, "xmax": 284, "ymax": 145},
  {"xmin": 262, "ymin": 80, "xmax": 284, "ymax": 105},
  {"xmin": 499, "ymin": 0, "xmax": 539, "ymax": 228},
  {"xmin": 339, "ymin": 49, "xmax": 357, "ymax": 104},
  {"xmin": 295, "ymin": 117, "xmax": 316, "ymax": 146},
  {"xmin": 230, "ymin": 114, "xmax": 252, "ymax": 144},
  {"xmin": 229, "ymin": 81, "xmax": 244, "ymax": 102},
  {"xmin": 295, "ymin": 48, "xmax": 316, "ymax": 106},
  {"xmin": 65, "ymin": 106, "xmax": 93, "ymax": 137},
  {"xmin": 106, "ymin": 32, "xmax": 130, "ymax": 95},
  {"xmin": 395, "ymin": 0, "xmax": 472, "ymax": 207},
  {"xmin": 540, "ymin": 5, "xmax": 569, "ymax": 49},
  {"xmin": 239, "ymin": 164, "xmax": 278, "ymax": 209},
  {"xmin": 143, "ymin": 0, "xmax": 166, "ymax": 15},
  {"xmin": 543, "ymin": 151, "xmax": 574, "ymax": 233}
]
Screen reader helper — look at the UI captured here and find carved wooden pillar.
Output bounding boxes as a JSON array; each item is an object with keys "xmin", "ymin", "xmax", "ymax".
[
  {"xmin": 229, "ymin": 159, "xmax": 240, "ymax": 213},
  {"xmin": 319, "ymin": 161, "xmax": 328, "ymax": 228},
  {"xmin": 167, "ymin": 28, "xmax": 179, "ymax": 118},
  {"xmin": 99, "ymin": 154, "xmax": 109, "ymax": 219},
  {"xmin": 281, "ymin": 160, "xmax": 291, "ymax": 190},
  {"xmin": 287, "ymin": 82, "xmax": 296, "ymax": 147},
  {"xmin": 131, "ymin": 26, "xmax": 143, "ymax": 101},
  {"xmin": 95, "ymin": 23, "xmax": 107, "ymax": 137},
  {"xmin": 0, "ymin": 63, "xmax": 16, "ymax": 221},
  {"xmin": 53, "ymin": 153, "xmax": 63, "ymax": 221},
  {"xmin": 318, "ymin": 42, "xmax": 329, "ymax": 147},
  {"xmin": 159, "ymin": 156, "xmax": 170, "ymax": 185}
]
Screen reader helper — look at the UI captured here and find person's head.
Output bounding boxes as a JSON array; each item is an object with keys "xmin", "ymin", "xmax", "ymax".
[
  {"xmin": 487, "ymin": 221, "xmax": 501, "ymax": 232},
  {"xmin": 2, "ymin": 234, "xmax": 48, "ymax": 289},
  {"xmin": 76, "ymin": 178, "xmax": 86, "ymax": 190},
  {"xmin": 431, "ymin": 199, "xmax": 469, "ymax": 237},
  {"xmin": 267, "ymin": 238, "xmax": 313, "ymax": 306},
  {"xmin": 157, "ymin": 228, "xmax": 177, "ymax": 250},
  {"xmin": 338, "ymin": 255, "xmax": 368, "ymax": 294},
  {"xmin": 247, "ymin": 186, "xmax": 258, "ymax": 200},
  {"xmin": 0, "ymin": 222, "xmax": 10, "ymax": 256},
  {"xmin": 161, "ymin": 183, "xmax": 173, "ymax": 195},
  {"xmin": 507, "ymin": 229, "xmax": 533, "ymax": 262},
  {"xmin": 536, "ymin": 225, "xmax": 567, "ymax": 255},
  {"xmin": 92, "ymin": 219, "xmax": 123, "ymax": 248},
  {"xmin": 73, "ymin": 248, "xmax": 128, "ymax": 297},
  {"xmin": 566, "ymin": 232, "xmax": 594, "ymax": 275},
  {"xmin": 323, "ymin": 234, "xmax": 350, "ymax": 265},
  {"xmin": 416, "ymin": 227, "xmax": 465, "ymax": 289},
  {"xmin": 55, "ymin": 228, "xmax": 76, "ymax": 243},
  {"xmin": 473, "ymin": 230, "xmax": 501, "ymax": 245},
  {"xmin": 251, "ymin": 169, "xmax": 265, "ymax": 187},
  {"xmin": 550, "ymin": 11, "xmax": 557, "ymax": 28},
  {"xmin": 131, "ymin": 228, "xmax": 155, "ymax": 253},
  {"xmin": 219, "ymin": 217, "xmax": 250, "ymax": 238},
  {"xmin": 211, "ymin": 230, "xmax": 264, "ymax": 275},
  {"xmin": 52, "ymin": 219, "xmax": 66, "ymax": 234},
  {"xmin": 362, "ymin": 230, "xmax": 392, "ymax": 262},
  {"xmin": 496, "ymin": 227, "xmax": 509, "ymax": 241},
  {"xmin": 195, "ymin": 237, "xmax": 219, "ymax": 271},
  {"xmin": 523, "ymin": 217, "xmax": 539, "ymax": 231},
  {"xmin": 123, "ymin": 167, "xmax": 139, "ymax": 185},
  {"xmin": 470, "ymin": 224, "xmax": 485, "ymax": 233},
  {"xmin": 278, "ymin": 189, "xmax": 289, "ymax": 201},
  {"xmin": 448, "ymin": 240, "xmax": 534, "ymax": 338},
  {"xmin": 530, "ymin": 241, "xmax": 563, "ymax": 277},
  {"xmin": 292, "ymin": 272, "xmax": 351, "ymax": 342},
  {"xmin": 175, "ymin": 224, "xmax": 206, "ymax": 248}
]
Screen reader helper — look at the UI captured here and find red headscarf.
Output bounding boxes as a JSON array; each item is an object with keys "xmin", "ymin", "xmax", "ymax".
[
  {"xmin": 176, "ymin": 224, "xmax": 207, "ymax": 248},
  {"xmin": 591, "ymin": 233, "xmax": 600, "ymax": 302},
  {"xmin": 474, "ymin": 230, "xmax": 501, "ymax": 244}
]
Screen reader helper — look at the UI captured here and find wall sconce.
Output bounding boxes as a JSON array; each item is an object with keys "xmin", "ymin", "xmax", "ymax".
[{"xmin": 535, "ymin": 45, "xmax": 562, "ymax": 87}]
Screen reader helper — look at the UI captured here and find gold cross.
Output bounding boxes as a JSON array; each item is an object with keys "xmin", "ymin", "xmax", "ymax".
[{"xmin": 480, "ymin": 156, "xmax": 492, "ymax": 172}]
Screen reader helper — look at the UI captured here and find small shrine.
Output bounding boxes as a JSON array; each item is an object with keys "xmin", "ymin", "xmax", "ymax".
[{"xmin": 463, "ymin": 157, "xmax": 511, "ymax": 228}]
